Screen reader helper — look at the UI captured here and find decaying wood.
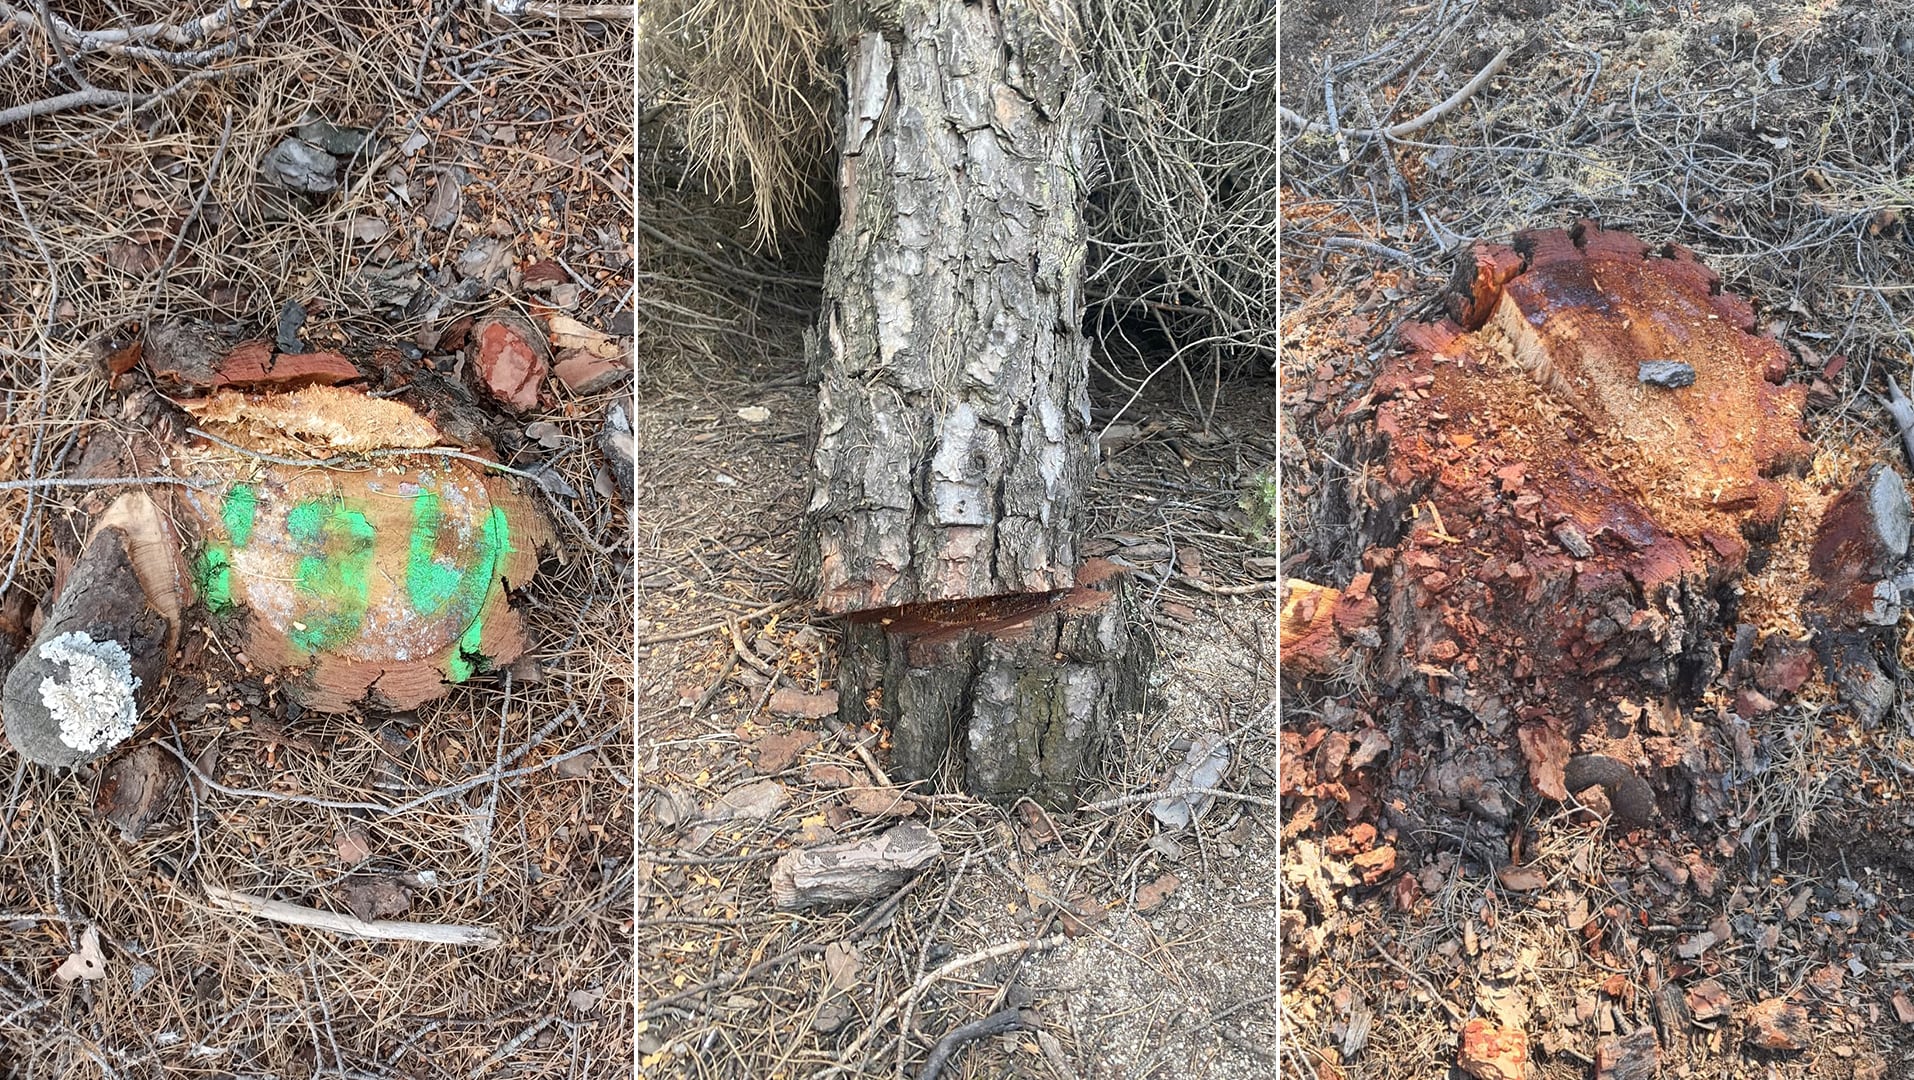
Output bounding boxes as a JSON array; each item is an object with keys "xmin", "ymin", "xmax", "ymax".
[
  {"xmin": 203, "ymin": 884, "xmax": 501, "ymax": 947},
  {"xmin": 1311, "ymin": 221, "xmax": 1909, "ymax": 818},
  {"xmin": 770, "ymin": 820, "xmax": 944, "ymax": 910}
]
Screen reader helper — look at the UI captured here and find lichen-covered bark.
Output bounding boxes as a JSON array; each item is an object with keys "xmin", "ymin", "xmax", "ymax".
[
  {"xmin": 798, "ymin": 0, "xmax": 1100, "ymax": 614},
  {"xmin": 2, "ymin": 527, "xmax": 169, "ymax": 768}
]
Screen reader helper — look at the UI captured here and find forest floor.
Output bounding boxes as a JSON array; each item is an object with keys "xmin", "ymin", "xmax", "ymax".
[
  {"xmin": 1283, "ymin": 1, "xmax": 1914, "ymax": 1079},
  {"xmin": 634, "ymin": 189, "xmax": 1279, "ymax": 1078},
  {"xmin": 0, "ymin": 4, "xmax": 634, "ymax": 1077}
]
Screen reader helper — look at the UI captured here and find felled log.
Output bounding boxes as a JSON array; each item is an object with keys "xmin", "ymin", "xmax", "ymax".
[{"xmin": 796, "ymin": 0, "xmax": 1142, "ymax": 804}]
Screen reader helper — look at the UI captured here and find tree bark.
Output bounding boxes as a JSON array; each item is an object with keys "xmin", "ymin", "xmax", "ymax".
[
  {"xmin": 800, "ymin": 0, "xmax": 1138, "ymax": 805},
  {"xmin": 3, "ymin": 521, "xmax": 171, "ymax": 768}
]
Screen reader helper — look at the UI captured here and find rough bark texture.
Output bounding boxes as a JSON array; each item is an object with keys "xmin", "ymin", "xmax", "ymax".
[
  {"xmin": 770, "ymin": 820, "xmax": 944, "ymax": 910},
  {"xmin": 3, "ymin": 527, "xmax": 170, "ymax": 768},
  {"xmin": 837, "ymin": 560, "xmax": 1144, "ymax": 807},
  {"xmin": 800, "ymin": 0, "xmax": 1137, "ymax": 805},
  {"xmin": 799, "ymin": 0, "xmax": 1100, "ymax": 614}
]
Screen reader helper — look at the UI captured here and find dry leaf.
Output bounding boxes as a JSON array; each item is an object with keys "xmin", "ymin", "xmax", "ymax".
[
  {"xmin": 846, "ymin": 787, "xmax": 916, "ymax": 817},
  {"xmin": 1136, "ymin": 872, "xmax": 1180, "ymax": 913},
  {"xmin": 335, "ymin": 828, "xmax": 373, "ymax": 865},
  {"xmin": 545, "ymin": 314, "xmax": 621, "ymax": 358},
  {"xmin": 54, "ymin": 927, "xmax": 106, "ymax": 984},
  {"xmin": 823, "ymin": 940, "xmax": 861, "ymax": 990}
]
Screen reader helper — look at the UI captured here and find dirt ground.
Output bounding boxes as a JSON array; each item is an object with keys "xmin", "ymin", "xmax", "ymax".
[
  {"xmin": 0, "ymin": 4, "xmax": 634, "ymax": 1076},
  {"xmin": 634, "ymin": 180, "xmax": 1279, "ymax": 1075},
  {"xmin": 1283, "ymin": 2, "xmax": 1914, "ymax": 1079}
]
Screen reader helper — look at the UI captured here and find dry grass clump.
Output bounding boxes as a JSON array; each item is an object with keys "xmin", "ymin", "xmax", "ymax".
[
  {"xmin": 639, "ymin": 0, "xmax": 836, "ymax": 250},
  {"xmin": 0, "ymin": 2, "xmax": 634, "ymax": 1074},
  {"xmin": 1081, "ymin": 0, "xmax": 1279, "ymax": 392}
]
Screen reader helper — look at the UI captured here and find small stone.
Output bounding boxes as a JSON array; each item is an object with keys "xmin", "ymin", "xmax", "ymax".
[
  {"xmin": 1553, "ymin": 523, "xmax": 1594, "ymax": 558},
  {"xmin": 1638, "ymin": 360, "xmax": 1697, "ymax": 388},
  {"xmin": 551, "ymin": 348, "xmax": 630, "ymax": 394},
  {"xmin": 470, "ymin": 313, "xmax": 549, "ymax": 413},
  {"xmin": 1457, "ymin": 1018, "xmax": 1527, "ymax": 1080},
  {"xmin": 1744, "ymin": 998, "xmax": 1809, "ymax": 1051}
]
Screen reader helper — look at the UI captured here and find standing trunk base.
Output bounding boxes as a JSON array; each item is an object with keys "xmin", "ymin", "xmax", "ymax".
[{"xmin": 837, "ymin": 562, "xmax": 1147, "ymax": 809}]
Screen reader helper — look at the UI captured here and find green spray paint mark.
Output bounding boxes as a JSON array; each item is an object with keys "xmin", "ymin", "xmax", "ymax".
[
  {"xmin": 286, "ymin": 497, "xmax": 375, "ymax": 654},
  {"xmin": 406, "ymin": 492, "xmax": 462, "ymax": 616},
  {"xmin": 444, "ymin": 506, "xmax": 511, "ymax": 682},
  {"xmin": 193, "ymin": 544, "xmax": 235, "ymax": 613},
  {"xmin": 222, "ymin": 484, "xmax": 258, "ymax": 547}
]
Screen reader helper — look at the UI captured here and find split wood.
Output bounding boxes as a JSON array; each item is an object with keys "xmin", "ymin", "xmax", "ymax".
[{"xmin": 203, "ymin": 885, "xmax": 500, "ymax": 948}]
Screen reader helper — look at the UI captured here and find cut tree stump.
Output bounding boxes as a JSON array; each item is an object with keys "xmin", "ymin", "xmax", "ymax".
[
  {"xmin": 174, "ymin": 386, "xmax": 552, "ymax": 710},
  {"xmin": 1302, "ymin": 221, "xmax": 1914, "ymax": 820},
  {"xmin": 837, "ymin": 560, "xmax": 1145, "ymax": 807},
  {"xmin": 796, "ymin": 0, "xmax": 1141, "ymax": 804}
]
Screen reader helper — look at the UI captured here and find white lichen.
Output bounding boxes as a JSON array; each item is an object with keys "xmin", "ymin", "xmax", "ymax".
[{"xmin": 36, "ymin": 631, "xmax": 140, "ymax": 754}]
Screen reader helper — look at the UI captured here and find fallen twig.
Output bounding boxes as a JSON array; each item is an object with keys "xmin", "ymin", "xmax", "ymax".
[
  {"xmin": 203, "ymin": 884, "xmax": 501, "ymax": 947},
  {"xmin": 1078, "ymin": 785, "xmax": 1279, "ymax": 813},
  {"xmin": 817, "ymin": 936, "xmax": 1069, "ymax": 1077},
  {"xmin": 639, "ymin": 600, "xmax": 798, "ymax": 646},
  {"xmin": 918, "ymin": 1008, "xmax": 1034, "ymax": 1080},
  {"xmin": 1280, "ymin": 45, "xmax": 1512, "ymax": 140}
]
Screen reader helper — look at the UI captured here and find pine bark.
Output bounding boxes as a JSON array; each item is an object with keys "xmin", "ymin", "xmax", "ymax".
[{"xmin": 800, "ymin": 0, "xmax": 1139, "ymax": 805}]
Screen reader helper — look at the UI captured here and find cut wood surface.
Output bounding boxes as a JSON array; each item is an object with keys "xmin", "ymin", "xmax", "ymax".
[
  {"xmin": 1324, "ymin": 221, "xmax": 1884, "ymax": 816},
  {"xmin": 1360, "ymin": 224, "xmax": 1809, "ymax": 717},
  {"xmin": 177, "ymin": 449, "xmax": 550, "ymax": 711}
]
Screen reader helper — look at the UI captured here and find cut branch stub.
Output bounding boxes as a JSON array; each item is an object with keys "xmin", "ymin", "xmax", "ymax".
[
  {"xmin": 1351, "ymin": 221, "xmax": 1812, "ymax": 804},
  {"xmin": 3, "ymin": 523, "xmax": 172, "ymax": 767}
]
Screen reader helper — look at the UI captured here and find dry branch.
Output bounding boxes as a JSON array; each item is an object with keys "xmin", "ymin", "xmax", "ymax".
[
  {"xmin": 1279, "ymin": 45, "xmax": 1512, "ymax": 140},
  {"xmin": 203, "ymin": 885, "xmax": 502, "ymax": 947}
]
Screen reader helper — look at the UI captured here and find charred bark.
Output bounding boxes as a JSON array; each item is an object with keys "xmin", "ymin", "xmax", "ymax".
[{"xmin": 799, "ymin": 0, "xmax": 1138, "ymax": 804}]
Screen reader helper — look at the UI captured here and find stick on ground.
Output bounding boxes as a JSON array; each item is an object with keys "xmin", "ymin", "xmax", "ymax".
[{"xmin": 203, "ymin": 885, "xmax": 502, "ymax": 948}]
